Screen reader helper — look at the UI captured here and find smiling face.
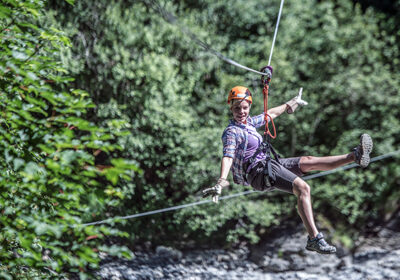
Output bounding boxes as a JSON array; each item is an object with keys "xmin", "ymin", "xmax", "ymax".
[{"xmin": 230, "ymin": 99, "xmax": 251, "ymax": 124}]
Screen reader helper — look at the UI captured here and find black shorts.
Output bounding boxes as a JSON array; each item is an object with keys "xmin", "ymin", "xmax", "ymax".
[{"xmin": 246, "ymin": 157, "xmax": 304, "ymax": 194}]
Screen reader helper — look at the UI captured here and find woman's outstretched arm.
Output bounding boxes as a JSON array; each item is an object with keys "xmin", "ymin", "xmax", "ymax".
[{"xmin": 267, "ymin": 103, "xmax": 288, "ymax": 120}]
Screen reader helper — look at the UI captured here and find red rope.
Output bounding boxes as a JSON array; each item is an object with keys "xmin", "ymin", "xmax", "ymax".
[{"xmin": 263, "ymin": 84, "xmax": 276, "ymax": 139}]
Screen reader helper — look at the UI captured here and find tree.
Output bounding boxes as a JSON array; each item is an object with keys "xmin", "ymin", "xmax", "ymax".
[
  {"xmin": 0, "ymin": 0, "xmax": 135, "ymax": 278},
  {"xmin": 47, "ymin": 0, "xmax": 400, "ymax": 249}
]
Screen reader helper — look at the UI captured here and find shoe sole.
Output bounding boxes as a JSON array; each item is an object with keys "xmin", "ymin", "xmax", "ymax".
[
  {"xmin": 360, "ymin": 134, "xmax": 373, "ymax": 168},
  {"xmin": 305, "ymin": 246, "xmax": 337, "ymax": 254}
]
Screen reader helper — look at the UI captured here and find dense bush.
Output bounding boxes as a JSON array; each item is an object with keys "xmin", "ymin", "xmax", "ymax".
[
  {"xmin": 45, "ymin": 0, "xmax": 400, "ymax": 249},
  {"xmin": 0, "ymin": 0, "xmax": 136, "ymax": 278},
  {"xmin": 42, "ymin": 0, "xmax": 400, "ymax": 251}
]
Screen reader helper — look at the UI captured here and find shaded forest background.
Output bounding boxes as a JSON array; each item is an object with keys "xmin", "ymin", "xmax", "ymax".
[{"xmin": 1, "ymin": 0, "xmax": 399, "ymax": 278}]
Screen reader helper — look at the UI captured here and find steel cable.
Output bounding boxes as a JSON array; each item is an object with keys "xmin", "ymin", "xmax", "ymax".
[
  {"xmin": 82, "ymin": 150, "xmax": 400, "ymax": 226},
  {"xmin": 82, "ymin": 1, "xmax": 398, "ymax": 226},
  {"xmin": 147, "ymin": 0, "xmax": 284, "ymax": 76}
]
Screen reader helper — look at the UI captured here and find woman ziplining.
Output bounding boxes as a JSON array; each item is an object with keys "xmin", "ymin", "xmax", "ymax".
[
  {"xmin": 202, "ymin": 76, "xmax": 373, "ymax": 254},
  {"xmin": 151, "ymin": 0, "xmax": 374, "ymax": 254}
]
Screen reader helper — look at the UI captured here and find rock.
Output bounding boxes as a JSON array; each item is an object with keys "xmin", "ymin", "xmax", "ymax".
[
  {"xmin": 353, "ymin": 247, "xmax": 387, "ymax": 263},
  {"xmin": 194, "ymin": 255, "xmax": 203, "ymax": 264},
  {"xmin": 249, "ymin": 248, "xmax": 267, "ymax": 266},
  {"xmin": 259, "ymin": 255, "xmax": 271, "ymax": 268},
  {"xmin": 121, "ymin": 267, "xmax": 136, "ymax": 279},
  {"xmin": 336, "ymin": 256, "xmax": 352, "ymax": 269},
  {"xmin": 378, "ymin": 249, "xmax": 400, "ymax": 270},
  {"xmin": 386, "ymin": 210, "xmax": 400, "ymax": 232},
  {"xmin": 228, "ymin": 251, "xmax": 239, "ymax": 261},
  {"xmin": 265, "ymin": 258, "xmax": 291, "ymax": 272},
  {"xmin": 143, "ymin": 241, "xmax": 152, "ymax": 250},
  {"xmin": 280, "ymin": 235, "xmax": 305, "ymax": 254},
  {"xmin": 295, "ymin": 271, "xmax": 330, "ymax": 280},
  {"xmin": 96, "ymin": 222, "xmax": 400, "ymax": 280},
  {"xmin": 288, "ymin": 254, "xmax": 306, "ymax": 271},
  {"xmin": 153, "ymin": 269, "xmax": 164, "ymax": 278},
  {"xmin": 335, "ymin": 245, "xmax": 351, "ymax": 258},
  {"xmin": 155, "ymin": 245, "xmax": 183, "ymax": 261},
  {"xmin": 217, "ymin": 254, "xmax": 231, "ymax": 262}
]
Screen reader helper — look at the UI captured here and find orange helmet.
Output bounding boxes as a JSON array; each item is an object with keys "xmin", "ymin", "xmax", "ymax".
[{"xmin": 227, "ymin": 86, "xmax": 252, "ymax": 104}]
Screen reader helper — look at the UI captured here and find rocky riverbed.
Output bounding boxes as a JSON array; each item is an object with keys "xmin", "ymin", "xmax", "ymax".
[{"xmin": 98, "ymin": 222, "xmax": 400, "ymax": 280}]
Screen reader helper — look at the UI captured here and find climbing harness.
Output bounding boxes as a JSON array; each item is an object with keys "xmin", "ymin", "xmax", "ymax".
[
  {"xmin": 259, "ymin": 0, "xmax": 285, "ymax": 137},
  {"xmin": 245, "ymin": 66, "xmax": 280, "ymax": 188},
  {"xmin": 226, "ymin": 0, "xmax": 284, "ymax": 189},
  {"xmin": 245, "ymin": 0, "xmax": 285, "ymax": 188},
  {"xmin": 150, "ymin": 0, "xmax": 291, "ymax": 189},
  {"xmin": 80, "ymin": 1, "xmax": 400, "ymax": 230}
]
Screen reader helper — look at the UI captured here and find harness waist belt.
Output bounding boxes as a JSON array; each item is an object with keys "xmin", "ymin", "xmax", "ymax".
[{"xmin": 243, "ymin": 139, "xmax": 280, "ymax": 183}]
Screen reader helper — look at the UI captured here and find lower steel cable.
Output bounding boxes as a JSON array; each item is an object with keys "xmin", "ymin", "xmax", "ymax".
[{"xmin": 82, "ymin": 150, "xmax": 400, "ymax": 226}]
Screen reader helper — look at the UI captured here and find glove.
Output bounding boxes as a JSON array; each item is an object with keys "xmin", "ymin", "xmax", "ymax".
[
  {"xmin": 286, "ymin": 87, "xmax": 308, "ymax": 114},
  {"xmin": 202, "ymin": 178, "xmax": 230, "ymax": 203}
]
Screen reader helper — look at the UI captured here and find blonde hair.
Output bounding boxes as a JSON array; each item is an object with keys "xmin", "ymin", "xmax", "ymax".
[{"xmin": 230, "ymin": 99, "xmax": 252, "ymax": 109}]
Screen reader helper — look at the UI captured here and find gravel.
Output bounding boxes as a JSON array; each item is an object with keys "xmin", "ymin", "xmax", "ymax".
[{"xmin": 97, "ymin": 227, "xmax": 400, "ymax": 280}]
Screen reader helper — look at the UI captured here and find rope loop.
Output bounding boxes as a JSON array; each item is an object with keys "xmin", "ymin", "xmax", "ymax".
[
  {"xmin": 262, "ymin": 80, "xmax": 277, "ymax": 139},
  {"xmin": 265, "ymin": 113, "xmax": 276, "ymax": 139}
]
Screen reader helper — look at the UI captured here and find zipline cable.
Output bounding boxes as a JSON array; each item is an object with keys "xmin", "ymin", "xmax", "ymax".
[
  {"xmin": 147, "ymin": 0, "xmax": 284, "ymax": 76},
  {"xmin": 83, "ymin": 1, "xmax": 397, "ymax": 227},
  {"xmin": 268, "ymin": 0, "xmax": 284, "ymax": 66},
  {"xmin": 303, "ymin": 149, "xmax": 400, "ymax": 180},
  {"xmin": 82, "ymin": 150, "xmax": 400, "ymax": 226},
  {"xmin": 82, "ymin": 190, "xmax": 257, "ymax": 226}
]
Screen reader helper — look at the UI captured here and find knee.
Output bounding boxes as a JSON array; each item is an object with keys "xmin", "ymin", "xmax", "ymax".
[
  {"xmin": 299, "ymin": 156, "xmax": 317, "ymax": 172},
  {"xmin": 293, "ymin": 179, "xmax": 311, "ymax": 197},
  {"xmin": 300, "ymin": 156, "xmax": 315, "ymax": 163}
]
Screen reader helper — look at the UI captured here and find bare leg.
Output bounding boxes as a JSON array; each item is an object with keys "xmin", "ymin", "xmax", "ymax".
[
  {"xmin": 292, "ymin": 177, "xmax": 318, "ymax": 238},
  {"xmin": 299, "ymin": 153, "xmax": 355, "ymax": 173}
]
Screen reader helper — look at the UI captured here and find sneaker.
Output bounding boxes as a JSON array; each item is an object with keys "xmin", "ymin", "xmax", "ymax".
[
  {"xmin": 353, "ymin": 134, "xmax": 373, "ymax": 168},
  {"xmin": 305, "ymin": 232, "xmax": 336, "ymax": 254}
]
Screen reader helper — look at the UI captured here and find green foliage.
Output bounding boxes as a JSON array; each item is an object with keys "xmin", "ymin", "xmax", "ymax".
[
  {"xmin": 47, "ymin": 0, "xmax": 400, "ymax": 250},
  {"xmin": 273, "ymin": 0, "xmax": 400, "ymax": 233},
  {"xmin": 0, "ymin": 0, "xmax": 136, "ymax": 278}
]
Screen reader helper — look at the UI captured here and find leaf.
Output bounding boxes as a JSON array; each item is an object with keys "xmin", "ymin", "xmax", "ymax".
[
  {"xmin": 0, "ymin": 272, "xmax": 12, "ymax": 280},
  {"xmin": 104, "ymin": 168, "xmax": 119, "ymax": 186},
  {"xmin": 60, "ymin": 150, "xmax": 78, "ymax": 165},
  {"xmin": 0, "ymin": 6, "xmax": 12, "ymax": 19},
  {"xmin": 24, "ymin": 162, "xmax": 42, "ymax": 176},
  {"xmin": 13, "ymin": 158, "xmax": 25, "ymax": 170},
  {"xmin": 33, "ymin": 222, "xmax": 62, "ymax": 238},
  {"xmin": 12, "ymin": 50, "xmax": 29, "ymax": 60},
  {"xmin": 18, "ymin": 234, "xmax": 33, "ymax": 249},
  {"xmin": 26, "ymin": 71, "xmax": 39, "ymax": 81},
  {"xmin": 65, "ymin": 0, "xmax": 75, "ymax": 5},
  {"xmin": 18, "ymin": 22, "xmax": 40, "ymax": 31}
]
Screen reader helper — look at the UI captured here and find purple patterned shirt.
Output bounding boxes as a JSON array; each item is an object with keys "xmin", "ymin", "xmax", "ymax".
[{"xmin": 221, "ymin": 113, "xmax": 269, "ymax": 185}]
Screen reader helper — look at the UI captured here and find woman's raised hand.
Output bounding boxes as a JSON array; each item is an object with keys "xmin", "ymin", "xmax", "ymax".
[{"xmin": 286, "ymin": 87, "xmax": 308, "ymax": 114}]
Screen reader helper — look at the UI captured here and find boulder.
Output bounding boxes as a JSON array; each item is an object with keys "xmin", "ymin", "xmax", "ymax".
[{"xmin": 155, "ymin": 245, "xmax": 183, "ymax": 261}]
